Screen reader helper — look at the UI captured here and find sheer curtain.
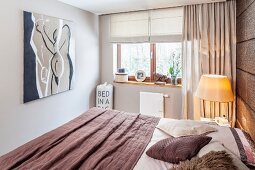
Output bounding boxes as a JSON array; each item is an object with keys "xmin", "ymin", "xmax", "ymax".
[{"xmin": 182, "ymin": 1, "xmax": 236, "ymax": 124}]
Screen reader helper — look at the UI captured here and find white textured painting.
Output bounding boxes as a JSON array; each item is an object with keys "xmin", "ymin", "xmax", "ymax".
[{"xmin": 24, "ymin": 11, "xmax": 75, "ymax": 103}]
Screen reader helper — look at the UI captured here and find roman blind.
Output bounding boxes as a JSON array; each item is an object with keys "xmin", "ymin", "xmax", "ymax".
[
  {"xmin": 110, "ymin": 7, "xmax": 183, "ymax": 43},
  {"xmin": 110, "ymin": 11, "xmax": 150, "ymax": 43},
  {"xmin": 150, "ymin": 8, "xmax": 183, "ymax": 42}
]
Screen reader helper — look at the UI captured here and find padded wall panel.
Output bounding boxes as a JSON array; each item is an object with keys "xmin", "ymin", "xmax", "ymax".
[{"xmin": 236, "ymin": 0, "xmax": 255, "ymax": 141}]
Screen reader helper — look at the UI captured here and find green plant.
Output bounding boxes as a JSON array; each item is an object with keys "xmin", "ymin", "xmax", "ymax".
[{"xmin": 168, "ymin": 53, "xmax": 181, "ymax": 77}]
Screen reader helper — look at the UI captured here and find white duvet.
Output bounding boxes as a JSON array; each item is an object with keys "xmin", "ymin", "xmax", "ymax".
[{"xmin": 133, "ymin": 118, "xmax": 249, "ymax": 170}]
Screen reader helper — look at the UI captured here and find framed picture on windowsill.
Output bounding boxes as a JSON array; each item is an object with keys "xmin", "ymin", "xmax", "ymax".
[{"xmin": 135, "ymin": 70, "xmax": 146, "ymax": 82}]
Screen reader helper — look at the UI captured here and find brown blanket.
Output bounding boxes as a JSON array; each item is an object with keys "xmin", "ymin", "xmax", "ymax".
[{"xmin": 0, "ymin": 108, "xmax": 159, "ymax": 170}]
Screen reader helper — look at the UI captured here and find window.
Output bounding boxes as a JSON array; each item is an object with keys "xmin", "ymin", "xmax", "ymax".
[
  {"xmin": 119, "ymin": 43, "xmax": 150, "ymax": 76},
  {"xmin": 156, "ymin": 43, "xmax": 182, "ymax": 77},
  {"xmin": 111, "ymin": 8, "xmax": 183, "ymax": 84},
  {"xmin": 116, "ymin": 43, "xmax": 182, "ymax": 82}
]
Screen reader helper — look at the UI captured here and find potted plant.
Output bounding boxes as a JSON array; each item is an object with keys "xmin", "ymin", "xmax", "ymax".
[{"xmin": 168, "ymin": 53, "xmax": 181, "ymax": 85}]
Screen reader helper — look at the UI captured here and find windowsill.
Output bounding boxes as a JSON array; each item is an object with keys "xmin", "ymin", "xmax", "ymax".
[{"xmin": 113, "ymin": 81, "xmax": 182, "ymax": 88}]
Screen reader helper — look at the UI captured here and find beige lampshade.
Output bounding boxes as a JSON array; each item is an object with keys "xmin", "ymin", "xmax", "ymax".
[{"xmin": 195, "ymin": 74, "xmax": 234, "ymax": 102}]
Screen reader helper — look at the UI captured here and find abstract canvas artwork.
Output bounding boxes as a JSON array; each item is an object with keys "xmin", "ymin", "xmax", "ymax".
[{"xmin": 23, "ymin": 11, "xmax": 75, "ymax": 103}]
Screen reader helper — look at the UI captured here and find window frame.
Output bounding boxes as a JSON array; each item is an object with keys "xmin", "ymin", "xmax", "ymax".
[
  {"xmin": 117, "ymin": 44, "xmax": 157, "ymax": 82},
  {"xmin": 117, "ymin": 43, "xmax": 182, "ymax": 83}
]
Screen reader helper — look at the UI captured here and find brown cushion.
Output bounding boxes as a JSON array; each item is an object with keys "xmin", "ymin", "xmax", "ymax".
[{"xmin": 146, "ymin": 135, "xmax": 212, "ymax": 164}]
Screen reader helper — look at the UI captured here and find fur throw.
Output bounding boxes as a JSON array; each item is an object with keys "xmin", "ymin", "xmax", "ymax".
[{"xmin": 171, "ymin": 151, "xmax": 237, "ymax": 170}]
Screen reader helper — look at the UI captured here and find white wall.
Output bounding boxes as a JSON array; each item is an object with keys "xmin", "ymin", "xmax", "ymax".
[
  {"xmin": 0, "ymin": 0, "xmax": 100, "ymax": 156},
  {"xmin": 100, "ymin": 15, "xmax": 182, "ymax": 118}
]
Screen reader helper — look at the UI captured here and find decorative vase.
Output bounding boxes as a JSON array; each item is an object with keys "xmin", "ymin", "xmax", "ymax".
[{"xmin": 171, "ymin": 75, "xmax": 177, "ymax": 85}]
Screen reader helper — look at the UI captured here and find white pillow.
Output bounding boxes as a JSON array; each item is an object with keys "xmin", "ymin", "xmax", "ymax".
[
  {"xmin": 198, "ymin": 142, "xmax": 249, "ymax": 170},
  {"xmin": 156, "ymin": 119, "xmax": 217, "ymax": 137}
]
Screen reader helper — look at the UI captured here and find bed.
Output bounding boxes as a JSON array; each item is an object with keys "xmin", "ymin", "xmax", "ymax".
[{"xmin": 0, "ymin": 108, "xmax": 254, "ymax": 170}]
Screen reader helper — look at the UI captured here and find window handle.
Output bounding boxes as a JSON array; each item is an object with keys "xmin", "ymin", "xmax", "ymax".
[{"xmin": 163, "ymin": 94, "xmax": 170, "ymax": 98}]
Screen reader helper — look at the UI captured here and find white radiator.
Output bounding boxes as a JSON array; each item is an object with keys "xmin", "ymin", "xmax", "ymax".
[{"xmin": 140, "ymin": 92, "xmax": 166, "ymax": 118}]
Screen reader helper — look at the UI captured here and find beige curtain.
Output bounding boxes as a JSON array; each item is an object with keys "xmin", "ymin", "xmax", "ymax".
[{"xmin": 182, "ymin": 1, "xmax": 236, "ymax": 125}]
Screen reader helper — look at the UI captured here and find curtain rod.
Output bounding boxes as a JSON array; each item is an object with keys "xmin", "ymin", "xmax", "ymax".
[
  {"xmin": 99, "ymin": 0, "xmax": 227, "ymax": 16},
  {"xmin": 100, "ymin": 6, "xmax": 182, "ymax": 16}
]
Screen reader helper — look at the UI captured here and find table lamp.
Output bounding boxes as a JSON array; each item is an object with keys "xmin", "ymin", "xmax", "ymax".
[{"xmin": 195, "ymin": 74, "xmax": 234, "ymax": 120}]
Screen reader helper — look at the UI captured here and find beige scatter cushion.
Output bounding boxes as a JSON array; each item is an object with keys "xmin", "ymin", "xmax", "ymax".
[{"xmin": 156, "ymin": 119, "xmax": 217, "ymax": 137}]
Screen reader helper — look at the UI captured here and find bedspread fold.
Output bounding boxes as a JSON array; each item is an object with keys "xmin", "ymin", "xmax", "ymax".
[{"xmin": 0, "ymin": 108, "xmax": 159, "ymax": 170}]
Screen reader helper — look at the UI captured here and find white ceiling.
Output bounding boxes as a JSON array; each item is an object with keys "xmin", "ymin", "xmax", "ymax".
[{"xmin": 58, "ymin": 0, "xmax": 226, "ymax": 15}]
